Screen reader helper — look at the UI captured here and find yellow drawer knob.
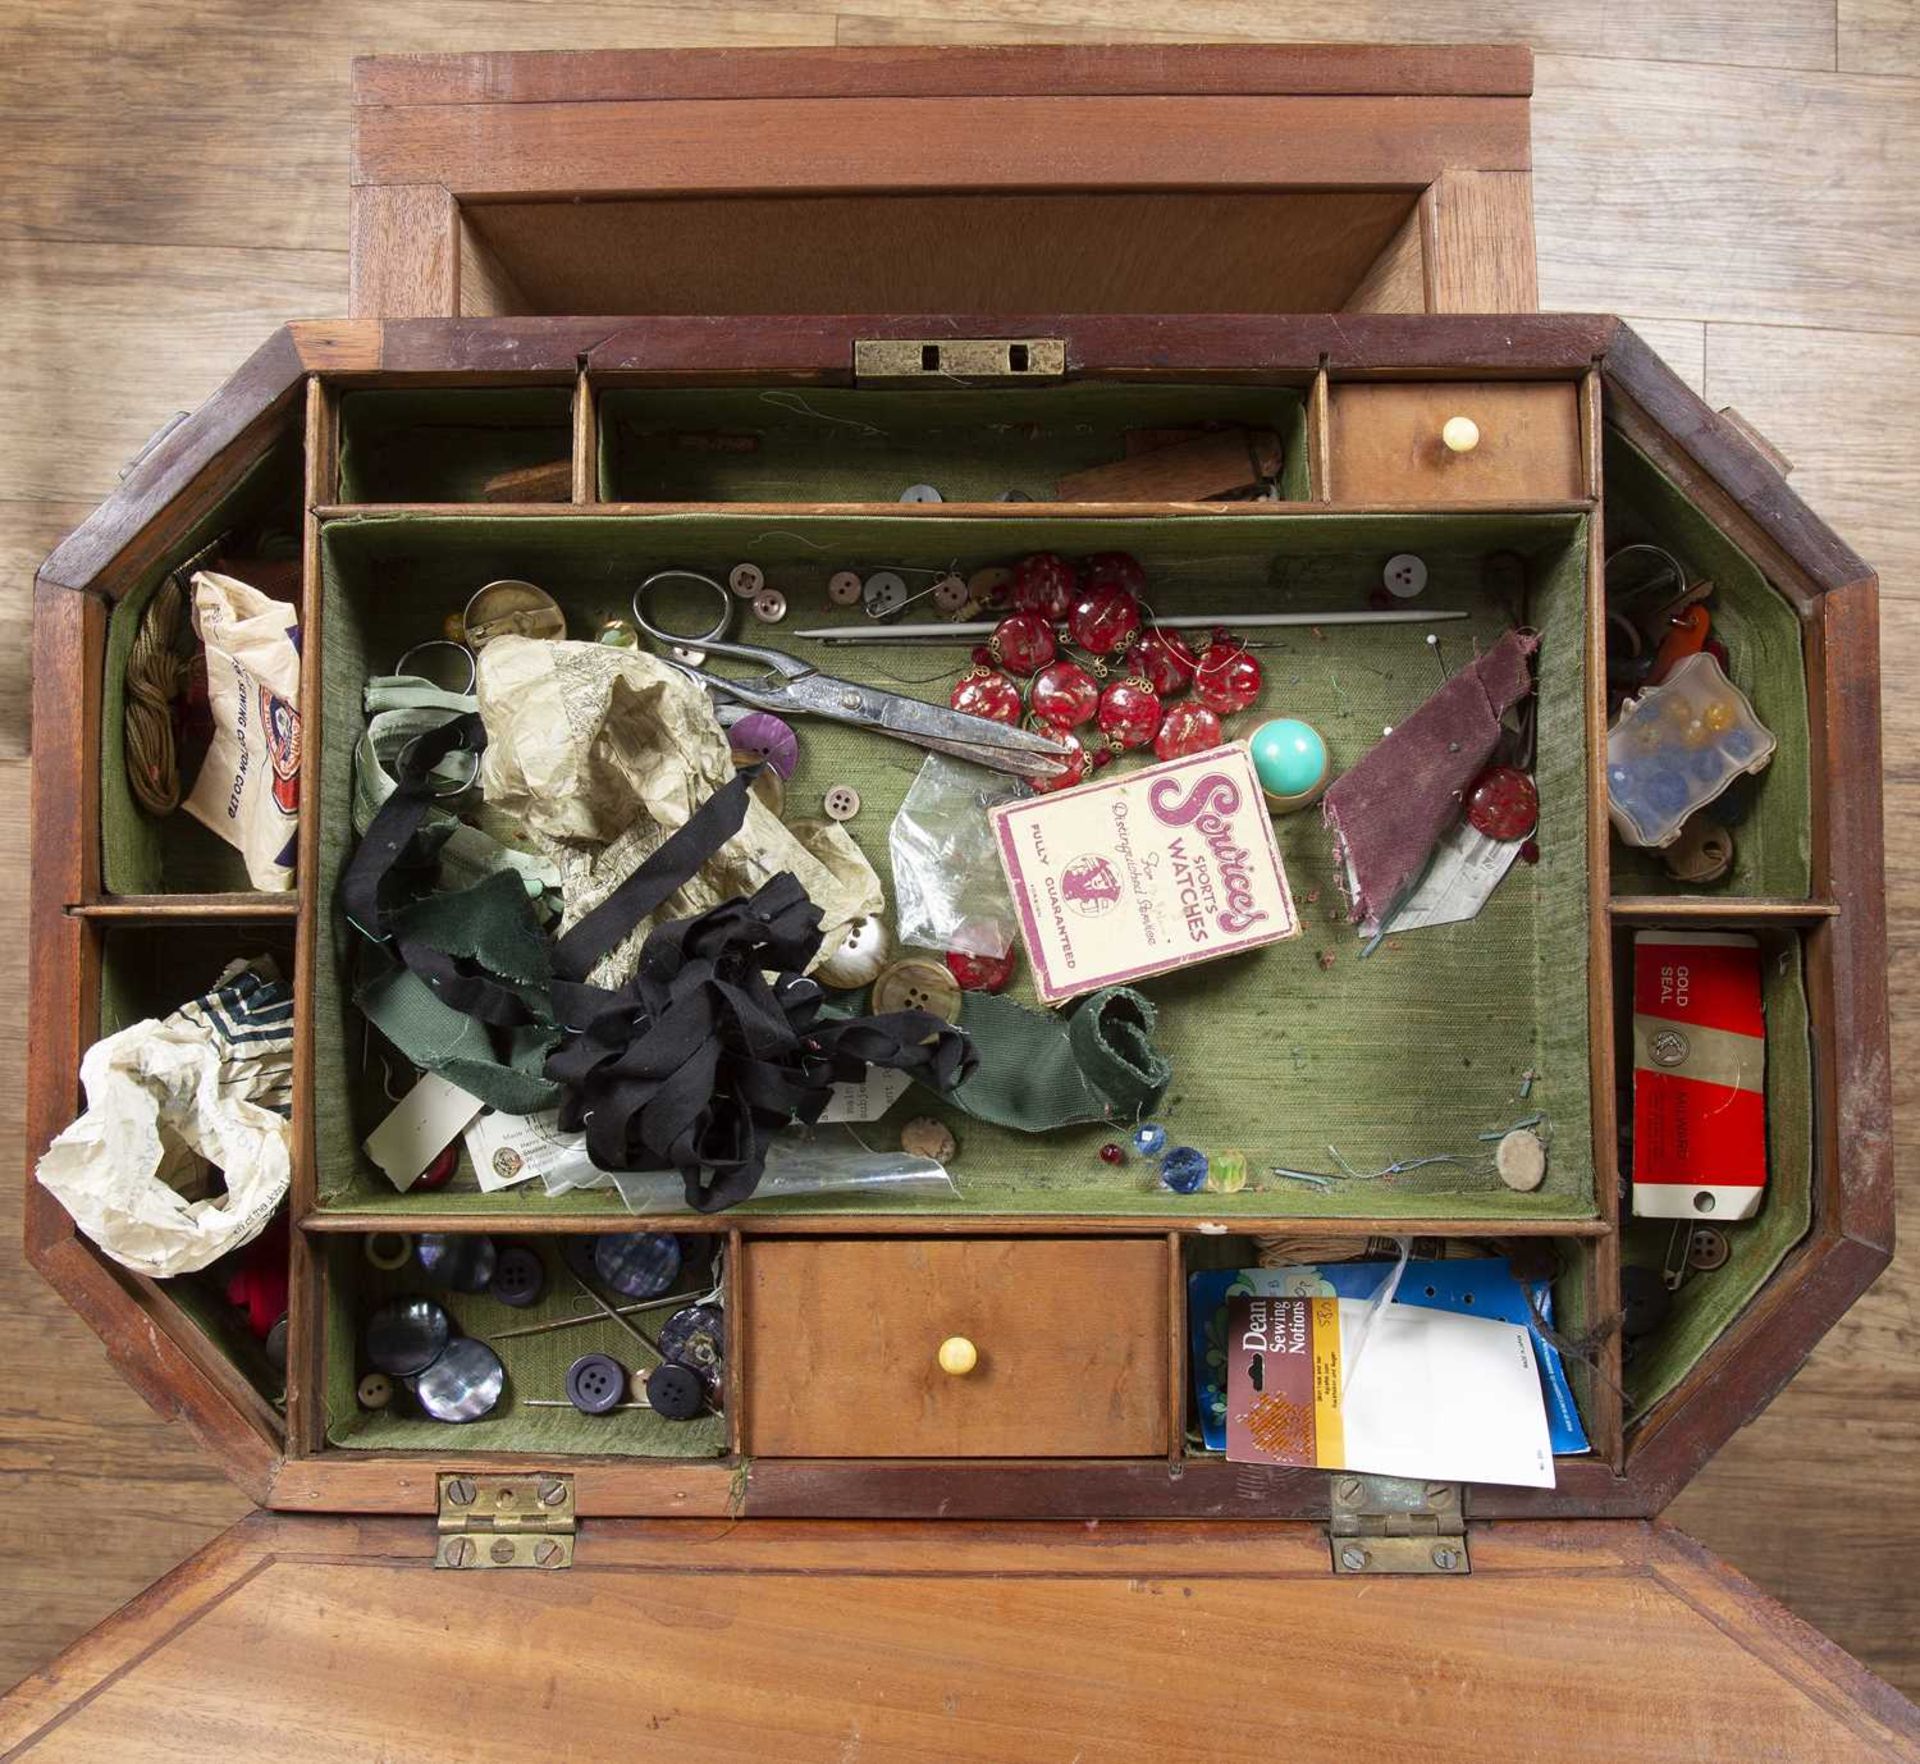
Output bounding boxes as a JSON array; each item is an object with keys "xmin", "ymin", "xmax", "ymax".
[
  {"xmin": 1442, "ymin": 415, "xmax": 1481, "ymax": 454},
  {"xmin": 937, "ymin": 1336, "xmax": 978, "ymax": 1377}
]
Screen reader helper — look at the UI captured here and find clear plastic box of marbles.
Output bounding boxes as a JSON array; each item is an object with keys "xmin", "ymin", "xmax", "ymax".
[
  {"xmin": 1606, "ymin": 651, "xmax": 1777, "ymax": 850},
  {"xmin": 329, "ymin": 1230, "xmax": 728, "ymax": 1457}
]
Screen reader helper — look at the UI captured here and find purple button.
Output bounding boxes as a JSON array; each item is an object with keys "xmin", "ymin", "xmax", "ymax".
[
  {"xmin": 567, "ymin": 1351, "xmax": 627, "ymax": 1415},
  {"xmin": 489, "ymin": 1241, "xmax": 547, "ymax": 1309},
  {"xmin": 727, "ymin": 712, "xmax": 799, "ymax": 780}
]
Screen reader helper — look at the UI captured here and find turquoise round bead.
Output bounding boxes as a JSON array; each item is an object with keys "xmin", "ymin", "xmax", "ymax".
[{"xmin": 1250, "ymin": 718, "xmax": 1329, "ymax": 802}]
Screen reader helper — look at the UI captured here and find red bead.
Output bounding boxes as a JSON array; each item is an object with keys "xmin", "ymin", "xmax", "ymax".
[
  {"xmin": 1129, "ymin": 627, "xmax": 1198, "ymax": 696},
  {"xmin": 1194, "ymin": 642, "xmax": 1264, "ymax": 715},
  {"xmin": 1153, "ymin": 700, "xmax": 1223, "ymax": 761},
  {"xmin": 414, "ymin": 1140, "xmax": 458, "ymax": 1192},
  {"xmin": 989, "ymin": 611, "xmax": 1057, "ymax": 678},
  {"xmin": 1081, "ymin": 551, "xmax": 1148, "ymax": 599},
  {"xmin": 1029, "ymin": 659, "xmax": 1100, "ymax": 729},
  {"xmin": 1090, "ymin": 748, "xmax": 1113, "ymax": 769},
  {"xmin": 1026, "ymin": 733, "xmax": 1089, "ymax": 794},
  {"xmin": 1097, "ymin": 676, "xmax": 1163, "ymax": 751},
  {"xmin": 950, "ymin": 668, "xmax": 1024, "ymax": 725},
  {"xmin": 947, "ymin": 946, "xmax": 1018, "ymax": 992},
  {"xmin": 1099, "ymin": 1142, "xmax": 1126, "ymax": 1165},
  {"xmin": 1066, "ymin": 583, "xmax": 1143, "ymax": 657},
  {"xmin": 1519, "ymin": 838, "xmax": 1541, "ymax": 865},
  {"xmin": 1465, "ymin": 766, "xmax": 1540, "ymax": 841},
  {"xmin": 1010, "ymin": 552, "xmax": 1076, "ymax": 619},
  {"xmin": 970, "ymin": 645, "xmax": 994, "ymax": 668}
]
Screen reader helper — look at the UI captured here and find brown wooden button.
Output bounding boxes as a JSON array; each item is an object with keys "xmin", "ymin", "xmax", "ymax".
[
  {"xmin": 1663, "ymin": 816, "xmax": 1734, "ymax": 884},
  {"xmin": 1686, "ymin": 1226, "xmax": 1731, "ymax": 1272},
  {"xmin": 931, "ymin": 574, "xmax": 969, "ymax": 614},
  {"xmin": 871, "ymin": 958, "xmax": 962, "ymax": 1023},
  {"xmin": 822, "ymin": 784, "xmax": 861, "ymax": 821}
]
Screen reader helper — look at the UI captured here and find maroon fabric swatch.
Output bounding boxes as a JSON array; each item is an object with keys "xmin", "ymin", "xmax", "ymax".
[{"xmin": 1322, "ymin": 629, "xmax": 1539, "ymax": 926}]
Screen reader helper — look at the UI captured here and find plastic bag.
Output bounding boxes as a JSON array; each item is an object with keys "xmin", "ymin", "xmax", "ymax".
[
  {"xmin": 888, "ymin": 752, "xmax": 1023, "ymax": 957},
  {"xmin": 536, "ymin": 1126, "xmax": 959, "ymax": 1212}
]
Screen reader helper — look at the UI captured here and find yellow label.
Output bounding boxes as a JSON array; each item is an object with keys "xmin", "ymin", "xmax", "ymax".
[{"xmin": 1310, "ymin": 1295, "xmax": 1345, "ymax": 1468}]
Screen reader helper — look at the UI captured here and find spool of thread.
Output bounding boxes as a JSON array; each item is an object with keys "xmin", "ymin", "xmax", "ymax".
[{"xmin": 1249, "ymin": 717, "xmax": 1331, "ymax": 814}]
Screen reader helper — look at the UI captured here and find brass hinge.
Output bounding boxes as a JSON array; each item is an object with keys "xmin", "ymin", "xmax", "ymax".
[
  {"xmin": 854, "ymin": 337, "xmax": 1066, "ymax": 386},
  {"xmin": 1327, "ymin": 1475, "xmax": 1469, "ymax": 1576},
  {"xmin": 435, "ymin": 1472, "xmax": 575, "ymax": 1570}
]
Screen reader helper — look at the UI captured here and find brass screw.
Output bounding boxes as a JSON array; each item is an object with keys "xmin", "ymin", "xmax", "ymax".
[
  {"xmin": 536, "ymin": 1478, "xmax": 567, "ymax": 1508},
  {"xmin": 534, "ymin": 1540, "xmax": 565, "ymax": 1568},
  {"xmin": 1432, "ymin": 1545, "xmax": 1461, "ymax": 1571},
  {"xmin": 1339, "ymin": 1545, "xmax": 1369, "ymax": 1571},
  {"xmin": 1424, "ymin": 1483, "xmax": 1456, "ymax": 1509},
  {"xmin": 1333, "ymin": 1477, "xmax": 1363, "ymax": 1505},
  {"xmin": 491, "ymin": 1539, "xmax": 517, "ymax": 1566},
  {"xmin": 443, "ymin": 1538, "xmax": 475, "ymax": 1568},
  {"xmin": 444, "ymin": 1478, "xmax": 476, "ymax": 1507}
]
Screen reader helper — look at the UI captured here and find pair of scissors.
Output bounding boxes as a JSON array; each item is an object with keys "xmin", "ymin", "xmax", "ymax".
[{"xmin": 630, "ymin": 570, "xmax": 1075, "ymax": 779}]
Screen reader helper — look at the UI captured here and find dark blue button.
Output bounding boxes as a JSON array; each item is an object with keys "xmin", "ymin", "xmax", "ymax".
[
  {"xmin": 489, "ymin": 1241, "xmax": 547, "ymax": 1309},
  {"xmin": 417, "ymin": 1234, "xmax": 497, "ymax": 1292},
  {"xmin": 365, "ymin": 1296, "xmax": 452, "ymax": 1377},
  {"xmin": 566, "ymin": 1351, "xmax": 627, "ymax": 1415},
  {"xmin": 645, "ymin": 1362, "xmax": 706, "ymax": 1420},
  {"xmin": 593, "ymin": 1233, "xmax": 681, "ymax": 1300}
]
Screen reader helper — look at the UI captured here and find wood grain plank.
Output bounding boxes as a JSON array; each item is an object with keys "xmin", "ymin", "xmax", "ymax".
[
  {"xmin": 347, "ymin": 184, "xmax": 454, "ymax": 320},
  {"xmin": 2, "ymin": 1514, "xmax": 1915, "ymax": 1761},
  {"xmin": 1534, "ymin": 55, "xmax": 1920, "ymax": 333},
  {"xmin": 352, "ymin": 94, "xmax": 1534, "ymax": 193},
  {"xmin": 1423, "ymin": 168, "xmax": 1540, "ymax": 309},
  {"xmin": 1839, "ymin": 0, "xmax": 1920, "ymax": 76},
  {"xmin": 828, "ymin": 7, "xmax": 1837, "ymax": 72}
]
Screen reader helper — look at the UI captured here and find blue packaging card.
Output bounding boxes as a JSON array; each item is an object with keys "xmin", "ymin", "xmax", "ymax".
[{"xmin": 1189, "ymin": 1257, "xmax": 1590, "ymax": 1456}]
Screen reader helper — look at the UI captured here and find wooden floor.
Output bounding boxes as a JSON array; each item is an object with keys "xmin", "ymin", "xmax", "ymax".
[{"xmin": 3, "ymin": 0, "xmax": 1917, "ymax": 1702}]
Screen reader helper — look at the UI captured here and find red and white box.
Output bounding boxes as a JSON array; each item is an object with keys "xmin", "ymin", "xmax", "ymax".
[
  {"xmin": 1631, "ymin": 929, "xmax": 1767, "ymax": 1221},
  {"xmin": 989, "ymin": 743, "xmax": 1298, "ymax": 1005}
]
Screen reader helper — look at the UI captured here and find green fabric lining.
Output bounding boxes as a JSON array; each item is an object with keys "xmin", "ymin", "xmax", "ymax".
[
  {"xmin": 314, "ymin": 509, "xmax": 1594, "ymax": 1223},
  {"xmin": 1603, "ymin": 433, "xmax": 1812, "ymax": 897},
  {"xmin": 1623, "ymin": 930, "xmax": 1813, "ymax": 1419},
  {"xmin": 99, "ymin": 437, "xmax": 303, "ymax": 896},
  {"xmin": 598, "ymin": 384, "xmax": 1311, "ymax": 504},
  {"xmin": 323, "ymin": 1236, "xmax": 726, "ymax": 1457},
  {"xmin": 337, "ymin": 387, "xmax": 574, "ymax": 504}
]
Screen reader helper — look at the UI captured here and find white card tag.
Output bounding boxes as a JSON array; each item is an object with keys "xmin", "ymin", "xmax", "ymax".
[
  {"xmin": 363, "ymin": 1072, "xmax": 486, "ymax": 1191},
  {"xmin": 464, "ymin": 1108, "xmax": 583, "ymax": 1191},
  {"xmin": 818, "ymin": 1066, "xmax": 912, "ymax": 1124},
  {"xmin": 1381, "ymin": 819, "xmax": 1523, "ymax": 935}
]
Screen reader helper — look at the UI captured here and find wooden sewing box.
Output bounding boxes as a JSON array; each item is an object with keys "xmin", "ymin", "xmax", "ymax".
[{"xmin": 7, "ymin": 44, "xmax": 1910, "ymax": 1762}]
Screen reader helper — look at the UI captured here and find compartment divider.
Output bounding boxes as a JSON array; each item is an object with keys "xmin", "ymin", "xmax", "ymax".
[
  {"xmin": 285, "ymin": 1217, "xmax": 323, "ymax": 1457},
  {"xmin": 726, "ymin": 1226, "xmax": 746, "ymax": 1460},
  {"xmin": 71, "ymin": 894, "xmax": 299, "ymax": 921},
  {"xmin": 1582, "ymin": 403, "xmax": 1626, "ymax": 1471},
  {"xmin": 1609, "ymin": 898, "xmax": 1838, "ymax": 925},
  {"xmin": 1166, "ymin": 1231, "xmax": 1185, "ymax": 1465}
]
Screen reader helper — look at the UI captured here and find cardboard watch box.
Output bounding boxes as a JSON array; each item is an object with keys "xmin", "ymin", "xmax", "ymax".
[{"xmin": 8, "ymin": 44, "xmax": 1908, "ymax": 1762}]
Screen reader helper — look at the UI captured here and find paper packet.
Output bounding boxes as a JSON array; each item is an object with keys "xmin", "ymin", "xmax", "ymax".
[{"xmin": 183, "ymin": 571, "xmax": 301, "ymax": 891}]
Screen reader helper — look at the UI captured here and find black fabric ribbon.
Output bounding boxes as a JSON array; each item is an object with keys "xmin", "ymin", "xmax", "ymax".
[{"xmin": 344, "ymin": 712, "xmax": 976, "ymax": 1211}]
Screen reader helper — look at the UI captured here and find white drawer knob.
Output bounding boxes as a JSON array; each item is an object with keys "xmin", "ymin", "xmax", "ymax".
[
  {"xmin": 1442, "ymin": 415, "xmax": 1481, "ymax": 454},
  {"xmin": 937, "ymin": 1336, "xmax": 978, "ymax": 1376}
]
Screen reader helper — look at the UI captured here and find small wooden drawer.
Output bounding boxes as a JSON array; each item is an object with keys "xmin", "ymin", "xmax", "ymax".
[
  {"xmin": 1329, "ymin": 380, "xmax": 1585, "ymax": 503},
  {"xmin": 742, "ymin": 1238, "xmax": 1170, "ymax": 1459}
]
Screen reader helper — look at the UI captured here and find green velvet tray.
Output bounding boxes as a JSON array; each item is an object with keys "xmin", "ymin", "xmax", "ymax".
[
  {"xmin": 337, "ymin": 387, "xmax": 574, "ymax": 504},
  {"xmin": 323, "ymin": 1235, "xmax": 726, "ymax": 1458},
  {"xmin": 312, "ymin": 508, "xmax": 1596, "ymax": 1224},
  {"xmin": 1603, "ymin": 432, "xmax": 1812, "ymax": 898},
  {"xmin": 597, "ymin": 383, "xmax": 1312, "ymax": 504}
]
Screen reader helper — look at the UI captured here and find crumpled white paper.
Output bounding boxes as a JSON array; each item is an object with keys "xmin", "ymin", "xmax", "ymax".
[
  {"xmin": 35, "ymin": 961, "xmax": 292, "ymax": 1276},
  {"xmin": 476, "ymin": 637, "xmax": 883, "ymax": 986}
]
